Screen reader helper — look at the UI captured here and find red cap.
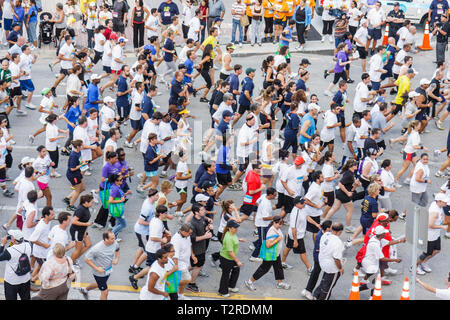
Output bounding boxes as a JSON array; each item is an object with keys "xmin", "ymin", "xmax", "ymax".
[
  {"xmin": 110, "ymin": 33, "xmax": 118, "ymax": 40},
  {"xmin": 294, "ymin": 156, "xmax": 305, "ymax": 165}
]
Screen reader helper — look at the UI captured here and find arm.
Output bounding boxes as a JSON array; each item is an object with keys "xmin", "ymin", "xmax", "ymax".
[
  {"xmin": 71, "ymin": 215, "xmax": 92, "ymax": 227},
  {"xmin": 300, "ymin": 120, "xmax": 311, "ymax": 139},
  {"xmin": 148, "ymin": 272, "xmax": 169, "ymax": 298}
]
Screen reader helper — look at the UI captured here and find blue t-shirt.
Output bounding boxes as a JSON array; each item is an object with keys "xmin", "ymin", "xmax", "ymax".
[
  {"xmin": 144, "ymin": 144, "xmax": 159, "ymax": 172},
  {"xmin": 299, "ymin": 113, "xmax": 315, "ymax": 144},
  {"xmin": 284, "ymin": 112, "xmax": 300, "ymax": 140},
  {"xmin": 227, "ymin": 73, "xmax": 239, "ymax": 102},
  {"xmin": 163, "ymin": 39, "xmax": 174, "ymax": 62},
  {"xmin": 238, "ymin": 76, "xmax": 254, "ymax": 106},
  {"xmin": 6, "ymin": 30, "xmax": 19, "ymax": 44},
  {"xmin": 169, "ymin": 80, "xmax": 184, "ymax": 106},
  {"xmin": 158, "ymin": 2, "xmax": 179, "ymax": 25},
  {"xmin": 84, "ymin": 83, "xmax": 100, "ymax": 112},
  {"xmin": 185, "ymin": 59, "xmax": 194, "ymax": 83},
  {"xmin": 27, "ymin": 6, "xmax": 38, "ymax": 23},
  {"xmin": 383, "ymin": 45, "xmax": 396, "ymax": 68},
  {"xmin": 192, "ymin": 164, "xmax": 207, "ymax": 195},
  {"xmin": 66, "ymin": 151, "xmax": 82, "ymax": 179},
  {"xmin": 296, "ymin": 79, "xmax": 306, "ymax": 91},
  {"xmin": 280, "ymin": 26, "xmax": 292, "ymax": 47},
  {"xmin": 13, "ymin": 6, "xmax": 24, "ymax": 22},
  {"xmin": 361, "ymin": 195, "xmax": 378, "ymax": 220},
  {"xmin": 216, "ymin": 145, "xmax": 231, "ymax": 174},
  {"xmin": 141, "ymin": 94, "xmax": 154, "ymax": 119},
  {"xmin": 313, "ymin": 229, "xmax": 324, "ymax": 263},
  {"xmin": 65, "ymin": 105, "xmax": 81, "ymax": 132},
  {"xmin": 197, "ymin": 171, "xmax": 217, "ymax": 193},
  {"xmin": 216, "ymin": 119, "xmax": 230, "ymax": 135},
  {"xmin": 143, "ymin": 44, "xmax": 156, "ymax": 66},
  {"xmin": 430, "ymin": 0, "xmax": 449, "ymax": 20},
  {"xmin": 116, "ymin": 76, "xmax": 129, "ymax": 108}
]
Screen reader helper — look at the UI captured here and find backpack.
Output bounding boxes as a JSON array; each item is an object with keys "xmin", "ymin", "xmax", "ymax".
[{"xmin": 12, "ymin": 246, "xmax": 31, "ymax": 276}]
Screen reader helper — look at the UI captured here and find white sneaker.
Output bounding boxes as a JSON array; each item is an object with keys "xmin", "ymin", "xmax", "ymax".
[
  {"xmin": 394, "ymin": 183, "xmax": 403, "ymax": 188},
  {"xmin": 249, "ymin": 256, "xmax": 262, "ymax": 262},
  {"xmin": 8, "ymin": 139, "xmax": 15, "ymax": 145},
  {"xmin": 25, "ymin": 103, "xmax": 37, "ymax": 110},
  {"xmin": 416, "ymin": 265, "xmax": 426, "ymax": 275},
  {"xmin": 248, "ymin": 243, "xmax": 255, "ymax": 251},
  {"xmin": 289, "ymin": 72, "xmax": 297, "ymax": 78},
  {"xmin": 301, "ymin": 289, "xmax": 313, "ymax": 300},
  {"xmin": 229, "ymin": 287, "xmax": 239, "ymax": 293},
  {"xmin": 384, "ymin": 267, "xmax": 398, "ymax": 275},
  {"xmin": 28, "ymin": 135, "xmax": 34, "ymax": 144},
  {"xmin": 321, "ymin": 36, "xmax": 324, "ymax": 43},
  {"xmin": 345, "ymin": 238, "xmax": 353, "ymax": 249},
  {"xmin": 83, "ymin": 171, "xmax": 92, "ymax": 176},
  {"xmin": 307, "ymin": 266, "xmax": 313, "ymax": 274},
  {"xmin": 445, "ymin": 232, "xmax": 450, "ymax": 239},
  {"xmin": 245, "ymin": 280, "xmax": 256, "ymax": 291},
  {"xmin": 124, "ymin": 140, "xmax": 134, "ymax": 148},
  {"xmin": 174, "ymin": 211, "xmax": 183, "ymax": 217},
  {"xmin": 329, "ymin": 36, "xmax": 333, "ymax": 43},
  {"xmin": 295, "ymin": 45, "xmax": 302, "ymax": 50},
  {"xmin": 276, "ymin": 282, "xmax": 291, "ymax": 290},
  {"xmin": 16, "ymin": 109, "xmax": 27, "ymax": 116},
  {"xmin": 345, "ymin": 225, "xmax": 356, "ymax": 233},
  {"xmin": 282, "ymin": 262, "xmax": 293, "ymax": 269},
  {"xmin": 421, "ymin": 263, "xmax": 432, "ymax": 273},
  {"xmin": 403, "ymin": 178, "xmax": 411, "ymax": 185}
]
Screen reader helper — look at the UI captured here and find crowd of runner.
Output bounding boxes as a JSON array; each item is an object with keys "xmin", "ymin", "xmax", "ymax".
[{"xmin": 0, "ymin": 0, "xmax": 448, "ymax": 301}]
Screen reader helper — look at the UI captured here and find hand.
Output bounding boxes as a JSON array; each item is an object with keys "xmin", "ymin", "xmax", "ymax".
[
  {"xmin": 288, "ymin": 190, "xmax": 294, "ymax": 197},
  {"xmin": 347, "ymin": 192, "xmax": 353, "ymax": 198},
  {"xmin": 112, "ymin": 258, "xmax": 119, "ymax": 265},
  {"xmin": 441, "ymin": 225, "xmax": 448, "ymax": 231},
  {"xmin": 161, "ymin": 237, "xmax": 168, "ymax": 244},
  {"xmin": 339, "ymin": 268, "xmax": 344, "ymax": 275},
  {"xmin": 87, "ymin": 222, "xmax": 93, "ymax": 226},
  {"xmin": 400, "ymin": 237, "xmax": 406, "ymax": 243},
  {"xmin": 204, "ymin": 231, "xmax": 212, "ymax": 239},
  {"xmin": 1, "ymin": 237, "xmax": 7, "ymax": 246},
  {"xmin": 192, "ymin": 255, "xmax": 198, "ymax": 264},
  {"xmin": 97, "ymin": 267, "xmax": 105, "ymax": 274},
  {"xmin": 395, "ymin": 258, "xmax": 402, "ymax": 263},
  {"xmin": 237, "ymin": 261, "xmax": 243, "ymax": 268},
  {"xmin": 163, "ymin": 292, "xmax": 169, "ymax": 298},
  {"xmin": 293, "ymin": 240, "xmax": 298, "ymax": 248}
]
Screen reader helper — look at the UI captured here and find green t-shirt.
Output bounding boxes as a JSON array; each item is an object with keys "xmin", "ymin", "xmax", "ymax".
[
  {"xmin": 220, "ymin": 231, "xmax": 239, "ymax": 261},
  {"xmin": 0, "ymin": 69, "xmax": 11, "ymax": 94}
]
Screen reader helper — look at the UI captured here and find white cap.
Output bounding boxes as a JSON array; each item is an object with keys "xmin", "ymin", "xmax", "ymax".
[
  {"xmin": 435, "ymin": 193, "xmax": 448, "ymax": 203},
  {"xmin": 89, "ymin": 1, "xmax": 96, "ymax": 7},
  {"xmin": 8, "ymin": 229, "xmax": 24, "ymax": 241},
  {"xmin": 104, "ymin": 96, "xmax": 115, "ymax": 104},
  {"xmin": 308, "ymin": 103, "xmax": 320, "ymax": 112},
  {"xmin": 374, "ymin": 225, "xmax": 388, "ymax": 235},
  {"xmin": 90, "ymin": 73, "xmax": 101, "ymax": 81},
  {"xmin": 118, "ymin": 37, "xmax": 128, "ymax": 43},
  {"xmin": 21, "ymin": 156, "xmax": 34, "ymax": 165},
  {"xmin": 408, "ymin": 91, "xmax": 420, "ymax": 98},
  {"xmin": 195, "ymin": 194, "xmax": 210, "ymax": 202},
  {"xmin": 420, "ymin": 78, "xmax": 431, "ymax": 86}
]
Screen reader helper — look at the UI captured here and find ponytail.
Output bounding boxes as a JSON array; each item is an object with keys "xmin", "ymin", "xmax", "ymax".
[
  {"xmin": 407, "ymin": 120, "xmax": 419, "ymax": 134},
  {"xmin": 318, "ymin": 151, "xmax": 333, "ymax": 166}
]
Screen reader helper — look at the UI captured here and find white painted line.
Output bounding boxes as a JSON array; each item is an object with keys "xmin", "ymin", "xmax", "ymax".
[
  {"xmin": 0, "ymin": 205, "xmax": 67, "ymax": 212},
  {"xmin": 9, "ymin": 145, "xmax": 36, "ymax": 150}
]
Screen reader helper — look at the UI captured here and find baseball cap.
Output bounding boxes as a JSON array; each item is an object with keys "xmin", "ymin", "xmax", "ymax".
[
  {"xmin": 118, "ymin": 37, "xmax": 128, "ymax": 43},
  {"xmin": 300, "ymin": 58, "xmax": 311, "ymax": 65},
  {"xmin": 8, "ymin": 229, "xmax": 23, "ymax": 241},
  {"xmin": 21, "ymin": 156, "xmax": 34, "ymax": 166},
  {"xmin": 408, "ymin": 91, "xmax": 420, "ymax": 98},
  {"xmin": 226, "ymin": 220, "xmax": 240, "ymax": 228},
  {"xmin": 195, "ymin": 194, "xmax": 210, "ymax": 202},
  {"xmin": 12, "ymin": 22, "xmax": 20, "ymax": 28},
  {"xmin": 393, "ymin": 1, "xmax": 400, "ymax": 6},
  {"xmin": 435, "ymin": 193, "xmax": 448, "ymax": 202},
  {"xmin": 374, "ymin": 225, "xmax": 388, "ymax": 235},
  {"xmin": 40, "ymin": 88, "xmax": 51, "ymax": 96},
  {"xmin": 420, "ymin": 78, "xmax": 431, "ymax": 85},
  {"xmin": 246, "ymin": 67, "xmax": 256, "ymax": 75},
  {"xmin": 294, "ymin": 156, "xmax": 305, "ymax": 165},
  {"xmin": 222, "ymin": 110, "xmax": 233, "ymax": 118},
  {"xmin": 90, "ymin": 74, "xmax": 102, "ymax": 81},
  {"xmin": 226, "ymin": 43, "xmax": 236, "ymax": 50},
  {"xmin": 376, "ymin": 213, "xmax": 389, "ymax": 221},
  {"xmin": 178, "ymin": 63, "xmax": 187, "ymax": 69},
  {"xmin": 377, "ymin": 96, "xmax": 385, "ymax": 103},
  {"xmin": 110, "ymin": 33, "xmax": 119, "ymax": 41},
  {"xmin": 104, "ymin": 96, "xmax": 115, "ymax": 104},
  {"xmin": 179, "ymin": 109, "xmax": 190, "ymax": 115},
  {"xmin": 293, "ymin": 196, "xmax": 305, "ymax": 205}
]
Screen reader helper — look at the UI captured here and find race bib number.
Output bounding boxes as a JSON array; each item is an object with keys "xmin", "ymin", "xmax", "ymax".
[
  {"xmin": 164, "ymin": 11, "xmax": 171, "ymax": 17},
  {"xmin": 113, "ymin": 11, "xmax": 118, "ymax": 18},
  {"xmin": 244, "ymin": 194, "xmax": 253, "ymax": 203}
]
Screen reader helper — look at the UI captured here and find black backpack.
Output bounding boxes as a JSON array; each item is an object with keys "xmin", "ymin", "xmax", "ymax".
[{"xmin": 12, "ymin": 246, "xmax": 31, "ymax": 276}]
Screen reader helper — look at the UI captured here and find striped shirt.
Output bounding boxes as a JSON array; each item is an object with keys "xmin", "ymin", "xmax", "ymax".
[{"xmin": 232, "ymin": 2, "xmax": 246, "ymax": 20}]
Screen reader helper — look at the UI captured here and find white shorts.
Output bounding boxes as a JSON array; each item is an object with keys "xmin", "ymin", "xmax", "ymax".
[{"xmin": 180, "ymin": 267, "xmax": 191, "ymax": 281}]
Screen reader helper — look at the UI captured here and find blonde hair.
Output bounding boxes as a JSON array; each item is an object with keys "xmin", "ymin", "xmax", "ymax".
[
  {"xmin": 367, "ymin": 183, "xmax": 381, "ymax": 197},
  {"xmin": 407, "ymin": 120, "xmax": 419, "ymax": 134},
  {"xmin": 53, "ymin": 243, "xmax": 66, "ymax": 259},
  {"xmin": 161, "ymin": 180, "xmax": 173, "ymax": 193}
]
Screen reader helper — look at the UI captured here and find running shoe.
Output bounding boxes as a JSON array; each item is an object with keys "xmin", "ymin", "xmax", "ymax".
[
  {"xmin": 229, "ymin": 287, "xmax": 239, "ymax": 293},
  {"xmin": 186, "ymin": 283, "xmax": 199, "ymax": 292},
  {"xmin": 244, "ymin": 280, "xmax": 256, "ymax": 291},
  {"xmin": 49, "ymin": 64, "xmax": 53, "ymax": 72},
  {"xmin": 3, "ymin": 190, "xmax": 14, "ymax": 198},
  {"xmin": 16, "ymin": 109, "xmax": 27, "ymax": 116},
  {"xmin": 129, "ymin": 275, "xmax": 139, "ymax": 290},
  {"xmin": 79, "ymin": 287, "xmax": 89, "ymax": 300},
  {"xmin": 28, "ymin": 135, "xmax": 34, "ymax": 144},
  {"xmin": 249, "ymin": 257, "xmax": 262, "ymax": 262},
  {"xmin": 276, "ymin": 282, "xmax": 291, "ymax": 290},
  {"xmin": 67, "ymin": 205, "xmax": 77, "ymax": 211},
  {"xmin": 282, "ymin": 262, "xmax": 293, "ymax": 269},
  {"xmin": 421, "ymin": 263, "xmax": 432, "ymax": 273}
]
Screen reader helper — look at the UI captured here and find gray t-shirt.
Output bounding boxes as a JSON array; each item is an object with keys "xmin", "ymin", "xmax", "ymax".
[
  {"xmin": 371, "ymin": 111, "xmax": 387, "ymax": 142},
  {"xmin": 344, "ymin": 124, "xmax": 358, "ymax": 157},
  {"xmin": 85, "ymin": 240, "xmax": 120, "ymax": 277}
]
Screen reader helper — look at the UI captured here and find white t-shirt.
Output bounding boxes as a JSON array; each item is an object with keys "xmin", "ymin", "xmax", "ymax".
[
  {"xmin": 159, "ymin": 121, "xmax": 174, "ymax": 154},
  {"xmin": 354, "ymin": 26, "xmax": 368, "ymax": 47},
  {"xmin": 19, "ymin": 53, "xmax": 33, "ymax": 80},
  {"xmin": 236, "ymin": 124, "xmax": 256, "ymax": 158},
  {"xmin": 181, "ymin": 3, "xmax": 193, "ymax": 25},
  {"xmin": 100, "ymin": 106, "xmax": 115, "ymax": 132},
  {"xmin": 3, "ymin": 0, "xmax": 13, "ymax": 19},
  {"xmin": 33, "ymin": 156, "xmax": 52, "ymax": 185},
  {"xmin": 102, "ymin": 41, "xmax": 113, "ymax": 67},
  {"xmin": 188, "ymin": 16, "xmax": 201, "ymax": 42},
  {"xmin": 178, "ymin": 45, "xmax": 191, "ymax": 64},
  {"xmin": 354, "ymin": 82, "xmax": 369, "ymax": 112},
  {"xmin": 427, "ymin": 201, "xmax": 444, "ymax": 241},
  {"xmin": 146, "ymin": 15, "xmax": 160, "ymax": 38},
  {"xmin": 99, "ymin": 10, "xmax": 112, "ymax": 26},
  {"xmin": 362, "ymin": 236, "xmax": 387, "ymax": 274},
  {"xmin": 145, "ymin": 217, "xmax": 164, "ymax": 254},
  {"xmin": 396, "ymin": 26, "xmax": 410, "ymax": 49},
  {"xmin": 134, "ymin": 199, "xmax": 155, "ymax": 236},
  {"xmin": 73, "ymin": 126, "xmax": 92, "ymax": 161},
  {"xmin": 59, "ymin": 43, "xmax": 75, "ymax": 70},
  {"xmin": 103, "ymin": 138, "xmax": 117, "ymax": 164},
  {"xmin": 305, "ymin": 182, "xmax": 324, "ymax": 217},
  {"xmin": 9, "ymin": 62, "xmax": 20, "ymax": 88},
  {"xmin": 274, "ymin": 55, "xmax": 286, "ymax": 69},
  {"xmin": 281, "ymin": 165, "xmax": 307, "ymax": 198},
  {"xmin": 367, "ymin": 8, "xmax": 385, "ymax": 28},
  {"xmin": 175, "ymin": 161, "xmax": 189, "ymax": 189},
  {"xmin": 436, "ymin": 288, "xmax": 450, "ymax": 300},
  {"xmin": 171, "ymin": 232, "xmax": 191, "ymax": 269},
  {"xmin": 369, "ymin": 54, "xmax": 384, "ymax": 82},
  {"xmin": 320, "ymin": 110, "xmax": 338, "ymax": 142},
  {"xmin": 392, "ymin": 49, "xmax": 406, "ymax": 75},
  {"xmin": 66, "ymin": 74, "xmax": 81, "ymax": 97},
  {"xmin": 130, "ymin": 91, "xmax": 144, "ymax": 121},
  {"xmin": 94, "ymin": 33, "xmax": 106, "ymax": 52},
  {"xmin": 17, "ymin": 179, "xmax": 35, "ymax": 211},
  {"xmin": 255, "ymin": 196, "xmax": 273, "ymax": 227},
  {"xmin": 318, "ymin": 232, "xmax": 344, "ymax": 274},
  {"xmin": 288, "ymin": 206, "xmax": 309, "ymax": 239},
  {"xmin": 140, "ymin": 120, "xmax": 159, "ymax": 153},
  {"xmin": 86, "ymin": 9, "xmax": 99, "ymax": 29},
  {"xmin": 322, "ymin": 163, "xmax": 336, "ymax": 193},
  {"xmin": 275, "ymin": 162, "xmax": 290, "ymax": 194},
  {"xmin": 356, "ymin": 118, "xmax": 371, "ymax": 148},
  {"xmin": 39, "ymin": 96, "xmax": 55, "ymax": 124},
  {"xmin": 22, "ymin": 200, "xmax": 38, "ymax": 241},
  {"xmin": 4, "ymin": 242, "xmax": 32, "ymax": 285},
  {"xmin": 28, "ymin": 219, "xmax": 51, "ymax": 259},
  {"xmin": 348, "ymin": 7, "xmax": 362, "ymax": 27},
  {"xmin": 111, "ymin": 45, "xmax": 124, "ymax": 71},
  {"xmin": 379, "ymin": 169, "xmax": 395, "ymax": 199},
  {"xmin": 47, "ymin": 225, "xmax": 69, "ymax": 260},
  {"xmin": 45, "ymin": 123, "xmax": 59, "ymax": 151},
  {"xmin": 410, "ymin": 161, "xmax": 430, "ymax": 194},
  {"xmin": 87, "ymin": 117, "xmax": 98, "ymax": 144},
  {"xmin": 404, "ymin": 130, "xmax": 420, "ymax": 154},
  {"xmin": 266, "ymin": 226, "xmax": 283, "ymax": 257},
  {"xmin": 139, "ymin": 261, "xmax": 167, "ymax": 300}
]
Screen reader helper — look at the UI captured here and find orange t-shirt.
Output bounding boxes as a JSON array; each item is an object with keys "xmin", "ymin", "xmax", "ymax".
[
  {"xmin": 263, "ymin": 0, "xmax": 275, "ymax": 18},
  {"xmin": 245, "ymin": 0, "xmax": 256, "ymax": 17},
  {"xmin": 286, "ymin": 0, "xmax": 298, "ymax": 17},
  {"xmin": 273, "ymin": 0, "xmax": 289, "ymax": 20}
]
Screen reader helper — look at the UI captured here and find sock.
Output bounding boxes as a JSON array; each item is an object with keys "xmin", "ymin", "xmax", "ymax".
[
  {"xmin": 133, "ymin": 264, "xmax": 138, "ymax": 268},
  {"xmin": 248, "ymin": 279, "xmax": 253, "ymax": 284}
]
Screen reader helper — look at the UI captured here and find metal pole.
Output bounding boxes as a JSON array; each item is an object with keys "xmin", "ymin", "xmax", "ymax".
[{"xmin": 410, "ymin": 205, "xmax": 419, "ymax": 300}]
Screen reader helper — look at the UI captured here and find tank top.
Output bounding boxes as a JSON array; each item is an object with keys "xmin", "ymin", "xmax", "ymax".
[
  {"xmin": 154, "ymin": 192, "xmax": 169, "ymax": 209},
  {"xmin": 410, "ymin": 161, "xmax": 430, "ymax": 194},
  {"xmin": 299, "ymin": 114, "xmax": 315, "ymax": 144},
  {"xmin": 133, "ymin": 6, "xmax": 145, "ymax": 24},
  {"xmin": 261, "ymin": 140, "xmax": 273, "ymax": 163},
  {"xmin": 220, "ymin": 53, "xmax": 232, "ymax": 76},
  {"xmin": 253, "ymin": 5, "xmax": 262, "ymax": 20},
  {"xmin": 55, "ymin": 12, "xmax": 67, "ymax": 29},
  {"xmin": 362, "ymin": 157, "xmax": 379, "ymax": 180}
]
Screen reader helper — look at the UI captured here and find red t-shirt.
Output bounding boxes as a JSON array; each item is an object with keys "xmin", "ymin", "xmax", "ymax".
[
  {"xmin": 103, "ymin": 28, "xmax": 112, "ymax": 40},
  {"xmin": 243, "ymin": 170, "xmax": 261, "ymax": 205},
  {"xmin": 364, "ymin": 220, "xmax": 392, "ymax": 258}
]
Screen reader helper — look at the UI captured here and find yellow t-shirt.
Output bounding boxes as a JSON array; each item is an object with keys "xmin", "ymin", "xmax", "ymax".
[
  {"xmin": 394, "ymin": 75, "xmax": 410, "ymax": 105},
  {"xmin": 273, "ymin": 0, "xmax": 289, "ymax": 20},
  {"xmin": 263, "ymin": 0, "xmax": 275, "ymax": 18},
  {"xmin": 80, "ymin": 0, "xmax": 88, "ymax": 14},
  {"xmin": 202, "ymin": 36, "xmax": 217, "ymax": 59}
]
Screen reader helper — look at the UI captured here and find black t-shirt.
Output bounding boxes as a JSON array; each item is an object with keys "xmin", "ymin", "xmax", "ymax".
[
  {"xmin": 209, "ymin": 89, "xmax": 219, "ymax": 113},
  {"xmin": 71, "ymin": 205, "xmax": 91, "ymax": 231},
  {"xmin": 169, "ymin": 81, "xmax": 183, "ymax": 105},
  {"xmin": 363, "ymin": 137, "xmax": 378, "ymax": 157},
  {"xmin": 213, "ymin": 91, "xmax": 225, "ymax": 107},
  {"xmin": 113, "ymin": 0, "xmax": 129, "ymax": 21},
  {"xmin": 201, "ymin": 53, "xmax": 212, "ymax": 71},
  {"xmin": 429, "ymin": 78, "xmax": 441, "ymax": 102},
  {"xmin": 190, "ymin": 216, "xmax": 208, "ymax": 255},
  {"xmin": 340, "ymin": 170, "xmax": 355, "ymax": 192},
  {"xmin": 387, "ymin": 10, "xmax": 405, "ymax": 31},
  {"xmin": 436, "ymin": 21, "xmax": 450, "ymax": 42}
]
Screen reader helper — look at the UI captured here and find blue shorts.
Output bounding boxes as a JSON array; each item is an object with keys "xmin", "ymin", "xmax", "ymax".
[
  {"xmin": 145, "ymin": 170, "xmax": 158, "ymax": 177},
  {"xmin": 371, "ymin": 81, "xmax": 381, "ymax": 91},
  {"xmin": 368, "ymin": 28, "xmax": 382, "ymax": 40},
  {"xmin": 103, "ymin": 66, "xmax": 111, "ymax": 74},
  {"xmin": 93, "ymin": 274, "xmax": 110, "ymax": 291},
  {"xmin": 4, "ymin": 18, "xmax": 12, "ymax": 31},
  {"xmin": 415, "ymin": 109, "xmax": 428, "ymax": 121},
  {"xmin": 130, "ymin": 119, "xmax": 142, "ymax": 130},
  {"xmin": 20, "ymin": 79, "xmax": 35, "ymax": 92},
  {"xmin": 146, "ymin": 251, "xmax": 157, "ymax": 266}
]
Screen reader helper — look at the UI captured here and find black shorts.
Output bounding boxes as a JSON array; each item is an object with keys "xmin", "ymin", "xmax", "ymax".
[
  {"xmin": 240, "ymin": 203, "xmax": 257, "ymax": 216},
  {"xmin": 306, "ymin": 216, "xmax": 321, "ymax": 234},
  {"xmin": 135, "ymin": 232, "xmax": 149, "ymax": 249},
  {"xmin": 284, "ymin": 195, "xmax": 295, "ymax": 214},
  {"xmin": 103, "ymin": 66, "xmax": 112, "ymax": 74},
  {"xmin": 67, "ymin": 175, "xmax": 83, "ymax": 186},
  {"xmin": 10, "ymin": 86, "xmax": 22, "ymax": 98},
  {"xmin": 286, "ymin": 236, "xmax": 306, "ymax": 254},
  {"xmin": 335, "ymin": 189, "xmax": 351, "ymax": 204},
  {"xmin": 161, "ymin": 152, "xmax": 172, "ymax": 164},
  {"xmin": 0, "ymin": 167, "xmax": 6, "ymax": 182},
  {"xmin": 70, "ymin": 226, "xmax": 88, "ymax": 242},
  {"xmin": 35, "ymin": 257, "xmax": 46, "ymax": 267},
  {"xmin": 357, "ymin": 46, "xmax": 367, "ymax": 59},
  {"xmin": 146, "ymin": 251, "xmax": 157, "ymax": 266},
  {"xmin": 237, "ymin": 156, "xmax": 249, "ymax": 172},
  {"xmin": 112, "ymin": 19, "xmax": 125, "ymax": 33},
  {"xmin": 219, "ymin": 72, "xmax": 230, "ymax": 81},
  {"xmin": 238, "ymin": 104, "xmax": 250, "ymax": 115},
  {"xmin": 276, "ymin": 192, "xmax": 285, "ymax": 209},
  {"xmin": 93, "ymin": 275, "xmax": 110, "ymax": 291},
  {"xmin": 324, "ymin": 191, "xmax": 335, "ymax": 207},
  {"xmin": 333, "ymin": 71, "xmax": 347, "ymax": 85},
  {"xmin": 423, "ymin": 237, "xmax": 441, "ymax": 257},
  {"xmin": 377, "ymin": 140, "xmax": 386, "ymax": 151},
  {"xmin": 391, "ymin": 103, "xmax": 402, "ymax": 115},
  {"xmin": 148, "ymin": 64, "xmax": 156, "ymax": 76},
  {"xmin": 176, "ymin": 187, "xmax": 187, "ymax": 194},
  {"xmin": 48, "ymin": 149, "xmax": 59, "ymax": 169},
  {"xmin": 190, "ymin": 252, "xmax": 205, "ymax": 268},
  {"xmin": 337, "ymin": 113, "xmax": 346, "ymax": 128},
  {"xmin": 60, "ymin": 68, "xmax": 70, "ymax": 76},
  {"xmin": 217, "ymin": 172, "xmax": 232, "ymax": 186},
  {"xmin": 321, "ymin": 139, "xmax": 335, "ymax": 149}
]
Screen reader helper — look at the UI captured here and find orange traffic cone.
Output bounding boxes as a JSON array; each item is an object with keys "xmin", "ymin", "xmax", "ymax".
[
  {"xmin": 419, "ymin": 22, "xmax": 433, "ymax": 50},
  {"xmin": 382, "ymin": 23, "xmax": 389, "ymax": 45},
  {"xmin": 371, "ymin": 274, "xmax": 382, "ymax": 300},
  {"xmin": 400, "ymin": 277, "xmax": 410, "ymax": 300},
  {"xmin": 349, "ymin": 270, "xmax": 360, "ymax": 300}
]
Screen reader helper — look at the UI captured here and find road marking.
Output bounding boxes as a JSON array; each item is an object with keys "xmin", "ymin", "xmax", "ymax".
[{"xmin": 0, "ymin": 277, "xmax": 290, "ymax": 300}]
